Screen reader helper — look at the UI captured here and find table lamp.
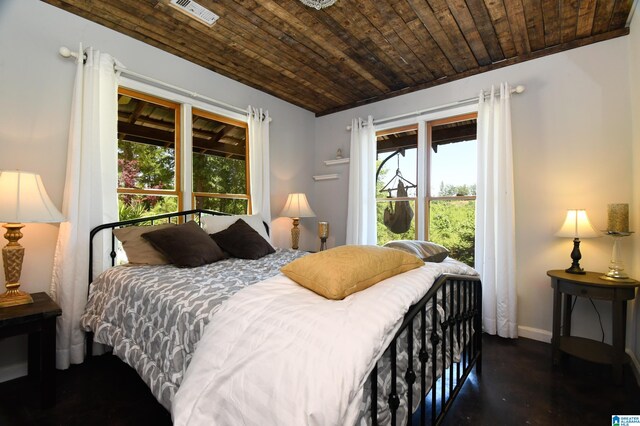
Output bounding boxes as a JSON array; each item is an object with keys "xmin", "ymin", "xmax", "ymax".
[
  {"xmin": 0, "ymin": 171, "xmax": 65, "ymax": 307},
  {"xmin": 280, "ymin": 193, "xmax": 315, "ymax": 250},
  {"xmin": 555, "ymin": 209, "xmax": 601, "ymax": 274}
]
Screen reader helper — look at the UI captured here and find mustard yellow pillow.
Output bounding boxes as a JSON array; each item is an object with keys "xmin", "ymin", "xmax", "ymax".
[{"xmin": 281, "ymin": 245, "xmax": 424, "ymax": 300}]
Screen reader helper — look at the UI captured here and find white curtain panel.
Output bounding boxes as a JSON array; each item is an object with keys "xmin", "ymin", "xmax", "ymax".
[
  {"xmin": 50, "ymin": 46, "xmax": 119, "ymax": 368},
  {"xmin": 346, "ymin": 116, "xmax": 377, "ymax": 245},
  {"xmin": 248, "ymin": 106, "xmax": 271, "ymax": 224},
  {"xmin": 475, "ymin": 83, "xmax": 518, "ymax": 338}
]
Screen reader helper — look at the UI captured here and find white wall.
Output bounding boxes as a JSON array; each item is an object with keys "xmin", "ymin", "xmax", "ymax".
[
  {"xmin": 0, "ymin": 0, "xmax": 315, "ymax": 380},
  {"xmin": 314, "ymin": 36, "xmax": 635, "ymax": 346},
  {"xmin": 629, "ymin": 13, "xmax": 640, "ymax": 370}
]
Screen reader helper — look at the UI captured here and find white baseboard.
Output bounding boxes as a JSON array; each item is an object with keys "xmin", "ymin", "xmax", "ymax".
[
  {"xmin": 0, "ymin": 361, "xmax": 27, "ymax": 383},
  {"xmin": 518, "ymin": 325, "xmax": 552, "ymax": 343}
]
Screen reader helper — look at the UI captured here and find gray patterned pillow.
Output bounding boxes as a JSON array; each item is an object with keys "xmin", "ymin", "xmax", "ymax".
[{"xmin": 383, "ymin": 240, "xmax": 449, "ymax": 263}]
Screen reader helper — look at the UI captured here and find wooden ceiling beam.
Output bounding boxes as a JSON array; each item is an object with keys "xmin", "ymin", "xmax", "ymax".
[
  {"xmin": 503, "ymin": 0, "xmax": 532, "ymax": 55},
  {"xmin": 424, "ymin": 0, "xmax": 484, "ymax": 68},
  {"xmin": 483, "ymin": 0, "xmax": 518, "ymax": 58},
  {"xmin": 521, "ymin": 0, "xmax": 546, "ymax": 51},
  {"xmin": 541, "ymin": 0, "xmax": 561, "ymax": 46},
  {"xmin": 592, "ymin": 0, "xmax": 615, "ymax": 34},
  {"xmin": 464, "ymin": 0, "xmax": 506, "ymax": 62},
  {"xmin": 444, "ymin": 0, "xmax": 493, "ymax": 66}
]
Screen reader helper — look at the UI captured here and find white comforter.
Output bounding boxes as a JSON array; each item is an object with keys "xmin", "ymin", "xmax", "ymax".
[{"xmin": 173, "ymin": 259, "xmax": 477, "ymax": 426}]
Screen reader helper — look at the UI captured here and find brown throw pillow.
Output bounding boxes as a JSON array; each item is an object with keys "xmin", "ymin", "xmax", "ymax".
[
  {"xmin": 209, "ymin": 219, "xmax": 275, "ymax": 260},
  {"xmin": 113, "ymin": 223, "xmax": 176, "ymax": 265},
  {"xmin": 142, "ymin": 220, "xmax": 225, "ymax": 267}
]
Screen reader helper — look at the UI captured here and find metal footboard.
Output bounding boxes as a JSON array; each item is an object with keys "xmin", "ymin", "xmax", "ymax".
[{"xmin": 371, "ymin": 273, "xmax": 482, "ymax": 425}]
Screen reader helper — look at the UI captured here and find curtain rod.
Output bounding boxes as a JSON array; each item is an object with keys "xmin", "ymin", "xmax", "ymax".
[
  {"xmin": 59, "ymin": 46, "xmax": 258, "ymax": 119},
  {"xmin": 346, "ymin": 84, "xmax": 525, "ymax": 130}
]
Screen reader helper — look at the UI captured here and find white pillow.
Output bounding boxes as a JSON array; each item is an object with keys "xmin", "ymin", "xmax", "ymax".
[{"xmin": 201, "ymin": 214, "xmax": 273, "ymax": 248}]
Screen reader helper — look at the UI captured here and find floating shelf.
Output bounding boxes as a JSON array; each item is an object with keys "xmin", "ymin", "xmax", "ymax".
[
  {"xmin": 313, "ymin": 174, "xmax": 339, "ymax": 181},
  {"xmin": 324, "ymin": 158, "xmax": 350, "ymax": 166}
]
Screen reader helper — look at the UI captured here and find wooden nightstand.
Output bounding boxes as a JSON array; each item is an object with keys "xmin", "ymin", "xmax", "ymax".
[
  {"xmin": 0, "ymin": 292, "xmax": 61, "ymax": 407},
  {"xmin": 547, "ymin": 270, "xmax": 639, "ymax": 384}
]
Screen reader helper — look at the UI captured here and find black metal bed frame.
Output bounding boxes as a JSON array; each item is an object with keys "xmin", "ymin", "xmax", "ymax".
[{"xmin": 87, "ymin": 209, "xmax": 481, "ymax": 425}]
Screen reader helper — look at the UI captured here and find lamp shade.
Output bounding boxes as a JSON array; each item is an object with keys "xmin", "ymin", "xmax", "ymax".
[
  {"xmin": 280, "ymin": 193, "xmax": 315, "ymax": 218},
  {"xmin": 0, "ymin": 171, "xmax": 65, "ymax": 223},
  {"xmin": 555, "ymin": 209, "xmax": 600, "ymax": 239}
]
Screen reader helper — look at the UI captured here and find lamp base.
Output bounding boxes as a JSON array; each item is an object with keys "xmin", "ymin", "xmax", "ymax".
[
  {"xmin": 1, "ymin": 223, "xmax": 33, "ymax": 308},
  {"xmin": 291, "ymin": 218, "xmax": 300, "ymax": 250},
  {"xmin": 565, "ymin": 238, "xmax": 586, "ymax": 274},
  {"xmin": 0, "ymin": 288, "xmax": 33, "ymax": 308},
  {"xmin": 565, "ymin": 265, "xmax": 586, "ymax": 275}
]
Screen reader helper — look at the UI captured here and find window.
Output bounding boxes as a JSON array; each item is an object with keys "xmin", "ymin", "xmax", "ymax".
[
  {"xmin": 117, "ymin": 88, "xmax": 181, "ymax": 220},
  {"xmin": 376, "ymin": 125, "xmax": 418, "ymax": 244},
  {"xmin": 116, "ymin": 88, "xmax": 251, "ymax": 220},
  {"xmin": 376, "ymin": 113, "xmax": 477, "ymax": 266},
  {"xmin": 192, "ymin": 108, "xmax": 250, "ymax": 214},
  {"xmin": 426, "ymin": 114, "xmax": 477, "ymax": 266}
]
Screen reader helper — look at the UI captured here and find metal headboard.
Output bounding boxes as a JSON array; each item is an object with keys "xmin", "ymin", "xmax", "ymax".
[{"xmin": 88, "ymin": 209, "xmax": 228, "ymax": 286}]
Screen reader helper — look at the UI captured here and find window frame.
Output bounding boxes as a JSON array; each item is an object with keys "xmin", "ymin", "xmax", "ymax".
[
  {"xmin": 116, "ymin": 77, "xmax": 251, "ymax": 216},
  {"xmin": 191, "ymin": 107, "xmax": 251, "ymax": 212},
  {"xmin": 374, "ymin": 105, "xmax": 478, "ymax": 245},
  {"xmin": 375, "ymin": 124, "xmax": 419, "ymax": 241},
  {"xmin": 117, "ymin": 87, "xmax": 183, "ymax": 211},
  {"xmin": 424, "ymin": 112, "xmax": 478, "ymax": 240}
]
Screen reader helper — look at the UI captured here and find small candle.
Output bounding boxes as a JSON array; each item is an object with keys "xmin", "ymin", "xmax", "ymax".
[
  {"xmin": 318, "ymin": 221, "xmax": 329, "ymax": 238},
  {"xmin": 607, "ymin": 203, "xmax": 629, "ymax": 233}
]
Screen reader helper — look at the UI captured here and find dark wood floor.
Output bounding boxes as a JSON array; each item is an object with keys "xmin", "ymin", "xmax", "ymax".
[{"xmin": 1, "ymin": 334, "xmax": 638, "ymax": 425}]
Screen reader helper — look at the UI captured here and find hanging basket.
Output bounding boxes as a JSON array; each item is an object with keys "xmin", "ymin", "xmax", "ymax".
[{"xmin": 383, "ymin": 180, "xmax": 414, "ymax": 234}]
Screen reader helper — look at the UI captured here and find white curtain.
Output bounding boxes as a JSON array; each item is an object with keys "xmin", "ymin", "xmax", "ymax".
[
  {"xmin": 475, "ymin": 83, "xmax": 517, "ymax": 338},
  {"xmin": 50, "ymin": 46, "xmax": 119, "ymax": 368},
  {"xmin": 248, "ymin": 107, "xmax": 271, "ymax": 224},
  {"xmin": 346, "ymin": 116, "xmax": 377, "ymax": 245}
]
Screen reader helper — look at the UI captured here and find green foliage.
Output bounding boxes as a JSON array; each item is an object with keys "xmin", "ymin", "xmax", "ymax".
[
  {"xmin": 429, "ymin": 200, "xmax": 475, "ymax": 266},
  {"xmin": 118, "ymin": 138, "xmax": 247, "ymax": 220},
  {"xmin": 192, "ymin": 153, "xmax": 246, "ymax": 195}
]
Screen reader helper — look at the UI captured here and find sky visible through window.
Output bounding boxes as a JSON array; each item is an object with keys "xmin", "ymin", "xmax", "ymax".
[{"xmin": 377, "ymin": 138, "xmax": 477, "ymax": 197}]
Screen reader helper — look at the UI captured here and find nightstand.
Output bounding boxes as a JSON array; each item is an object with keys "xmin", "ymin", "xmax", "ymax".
[
  {"xmin": 0, "ymin": 292, "xmax": 62, "ymax": 407},
  {"xmin": 547, "ymin": 270, "xmax": 639, "ymax": 384}
]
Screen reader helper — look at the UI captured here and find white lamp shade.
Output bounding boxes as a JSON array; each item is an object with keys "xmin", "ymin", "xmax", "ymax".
[
  {"xmin": 280, "ymin": 193, "xmax": 315, "ymax": 218},
  {"xmin": 0, "ymin": 171, "xmax": 65, "ymax": 223},
  {"xmin": 555, "ymin": 209, "xmax": 600, "ymax": 239}
]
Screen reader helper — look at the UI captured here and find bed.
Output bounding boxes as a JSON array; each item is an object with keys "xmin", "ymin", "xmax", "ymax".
[{"xmin": 82, "ymin": 209, "xmax": 482, "ymax": 425}]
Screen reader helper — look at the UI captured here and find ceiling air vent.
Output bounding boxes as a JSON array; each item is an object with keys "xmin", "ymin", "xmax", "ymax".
[{"xmin": 169, "ymin": 0, "xmax": 219, "ymax": 27}]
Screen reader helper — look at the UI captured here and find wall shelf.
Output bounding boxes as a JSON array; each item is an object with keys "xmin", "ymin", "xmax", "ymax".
[
  {"xmin": 324, "ymin": 158, "xmax": 350, "ymax": 166},
  {"xmin": 313, "ymin": 174, "xmax": 339, "ymax": 181}
]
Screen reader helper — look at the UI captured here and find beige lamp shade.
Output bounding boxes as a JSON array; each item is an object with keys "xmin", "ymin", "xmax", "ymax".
[
  {"xmin": 555, "ymin": 209, "xmax": 600, "ymax": 239},
  {"xmin": 280, "ymin": 193, "xmax": 316, "ymax": 219},
  {"xmin": 0, "ymin": 170, "xmax": 64, "ymax": 307},
  {"xmin": 0, "ymin": 171, "xmax": 65, "ymax": 223}
]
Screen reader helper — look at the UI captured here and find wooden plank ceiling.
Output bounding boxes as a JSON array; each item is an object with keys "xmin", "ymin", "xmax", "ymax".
[{"xmin": 43, "ymin": 0, "xmax": 633, "ymax": 116}]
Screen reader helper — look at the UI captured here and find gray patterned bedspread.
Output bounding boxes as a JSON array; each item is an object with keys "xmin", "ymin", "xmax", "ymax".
[{"xmin": 80, "ymin": 248, "xmax": 306, "ymax": 410}]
